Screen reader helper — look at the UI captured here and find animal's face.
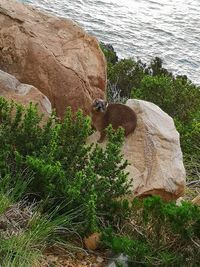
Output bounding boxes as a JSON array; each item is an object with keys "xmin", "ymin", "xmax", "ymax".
[{"xmin": 92, "ymin": 99, "xmax": 108, "ymax": 112}]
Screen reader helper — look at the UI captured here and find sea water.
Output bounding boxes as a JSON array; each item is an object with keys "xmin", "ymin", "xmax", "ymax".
[{"xmin": 21, "ymin": 0, "xmax": 200, "ymax": 84}]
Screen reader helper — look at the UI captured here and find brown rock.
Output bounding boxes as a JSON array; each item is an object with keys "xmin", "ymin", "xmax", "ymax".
[
  {"xmin": 0, "ymin": 70, "xmax": 51, "ymax": 117},
  {"xmin": 0, "ymin": 0, "xmax": 106, "ymax": 118},
  {"xmin": 84, "ymin": 232, "xmax": 101, "ymax": 250},
  {"xmin": 88, "ymin": 99, "xmax": 186, "ymax": 201}
]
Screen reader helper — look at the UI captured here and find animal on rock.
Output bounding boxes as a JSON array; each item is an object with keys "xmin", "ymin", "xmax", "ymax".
[{"xmin": 91, "ymin": 99, "xmax": 137, "ymax": 143}]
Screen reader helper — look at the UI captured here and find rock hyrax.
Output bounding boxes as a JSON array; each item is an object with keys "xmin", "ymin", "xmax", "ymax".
[{"xmin": 91, "ymin": 99, "xmax": 137, "ymax": 143}]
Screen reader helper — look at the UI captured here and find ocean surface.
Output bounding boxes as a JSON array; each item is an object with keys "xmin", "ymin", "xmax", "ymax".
[{"xmin": 21, "ymin": 0, "xmax": 200, "ymax": 85}]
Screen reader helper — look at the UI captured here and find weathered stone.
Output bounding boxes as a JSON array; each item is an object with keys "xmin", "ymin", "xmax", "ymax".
[
  {"xmin": 106, "ymin": 254, "xmax": 128, "ymax": 267},
  {"xmin": 0, "ymin": 70, "xmax": 51, "ymax": 117},
  {"xmin": 0, "ymin": 0, "xmax": 106, "ymax": 118},
  {"xmin": 84, "ymin": 232, "xmax": 101, "ymax": 250},
  {"xmin": 88, "ymin": 99, "xmax": 186, "ymax": 201}
]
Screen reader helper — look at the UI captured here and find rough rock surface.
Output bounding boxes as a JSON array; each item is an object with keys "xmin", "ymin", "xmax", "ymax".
[
  {"xmin": 0, "ymin": 0, "xmax": 106, "ymax": 117},
  {"xmin": 88, "ymin": 99, "xmax": 186, "ymax": 201},
  {"xmin": 0, "ymin": 70, "xmax": 51, "ymax": 116}
]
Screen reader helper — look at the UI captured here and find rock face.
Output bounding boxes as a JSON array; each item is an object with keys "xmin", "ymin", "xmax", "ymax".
[
  {"xmin": 0, "ymin": 0, "xmax": 106, "ymax": 118},
  {"xmin": 88, "ymin": 99, "xmax": 186, "ymax": 201},
  {"xmin": 0, "ymin": 70, "xmax": 51, "ymax": 117}
]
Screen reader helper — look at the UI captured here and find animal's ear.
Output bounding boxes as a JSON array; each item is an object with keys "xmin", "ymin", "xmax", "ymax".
[{"xmin": 93, "ymin": 99, "xmax": 98, "ymax": 106}]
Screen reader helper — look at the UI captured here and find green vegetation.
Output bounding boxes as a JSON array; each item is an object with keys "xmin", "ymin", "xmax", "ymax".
[
  {"xmin": 0, "ymin": 174, "xmax": 74, "ymax": 267},
  {"xmin": 102, "ymin": 196, "xmax": 200, "ymax": 266},
  {"xmin": 0, "ymin": 94, "xmax": 200, "ymax": 266},
  {"xmin": 99, "ymin": 44, "xmax": 200, "ymax": 265},
  {"xmin": 0, "ymin": 97, "xmax": 132, "ymax": 265},
  {"xmin": 0, "ymin": 43, "xmax": 199, "ymax": 266},
  {"xmin": 101, "ymin": 43, "xmax": 200, "ymax": 183},
  {"xmin": 0, "ymin": 98, "xmax": 131, "ymax": 233}
]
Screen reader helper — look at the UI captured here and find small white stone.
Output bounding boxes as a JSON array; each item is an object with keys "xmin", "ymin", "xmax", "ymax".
[{"xmin": 96, "ymin": 256, "xmax": 104, "ymax": 263}]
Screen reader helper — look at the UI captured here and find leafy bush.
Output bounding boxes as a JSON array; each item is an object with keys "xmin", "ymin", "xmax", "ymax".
[
  {"xmin": 146, "ymin": 57, "xmax": 173, "ymax": 77},
  {"xmin": 102, "ymin": 196, "xmax": 200, "ymax": 266},
  {"xmin": 101, "ymin": 43, "xmax": 200, "ymax": 184},
  {"xmin": 100, "ymin": 42, "xmax": 118, "ymax": 65},
  {"xmin": 0, "ymin": 43, "xmax": 199, "ymax": 265},
  {"xmin": 133, "ymin": 74, "xmax": 200, "ymax": 182},
  {"xmin": 133, "ymin": 75, "xmax": 200, "ymax": 123},
  {"xmin": 177, "ymin": 116, "xmax": 200, "ymax": 183},
  {"xmin": 107, "ymin": 58, "xmax": 146, "ymax": 99},
  {"xmin": 0, "ymin": 97, "xmax": 131, "ymax": 234},
  {"xmin": 100, "ymin": 44, "xmax": 200, "ymax": 265},
  {"xmin": 101, "ymin": 43, "xmax": 200, "ymax": 122}
]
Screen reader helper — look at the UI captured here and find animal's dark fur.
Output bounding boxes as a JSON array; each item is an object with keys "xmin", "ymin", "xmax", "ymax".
[{"xmin": 91, "ymin": 99, "xmax": 137, "ymax": 143}]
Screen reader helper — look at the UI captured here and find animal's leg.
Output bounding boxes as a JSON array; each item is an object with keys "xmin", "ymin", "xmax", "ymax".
[
  {"xmin": 123, "ymin": 122, "xmax": 136, "ymax": 137},
  {"xmin": 98, "ymin": 131, "xmax": 106, "ymax": 143}
]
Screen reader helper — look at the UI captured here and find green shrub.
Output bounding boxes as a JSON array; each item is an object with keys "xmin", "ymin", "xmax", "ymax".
[
  {"xmin": 101, "ymin": 43, "xmax": 200, "ymax": 183},
  {"xmin": 102, "ymin": 196, "xmax": 200, "ymax": 266},
  {"xmin": 133, "ymin": 74, "xmax": 200, "ymax": 182},
  {"xmin": 0, "ymin": 97, "xmax": 131, "ymax": 234},
  {"xmin": 101, "ymin": 44, "xmax": 173, "ymax": 101},
  {"xmin": 133, "ymin": 75, "xmax": 200, "ymax": 123},
  {"xmin": 100, "ymin": 42, "xmax": 118, "ymax": 65},
  {"xmin": 107, "ymin": 58, "xmax": 146, "ymax": 99},
  {"xmin": 146, "ymin": 57, "xmax": 173, "ymax": 77},
  {"xmin": 176, "ymin": 116, "xmax": 200, "ymax": 182}
]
